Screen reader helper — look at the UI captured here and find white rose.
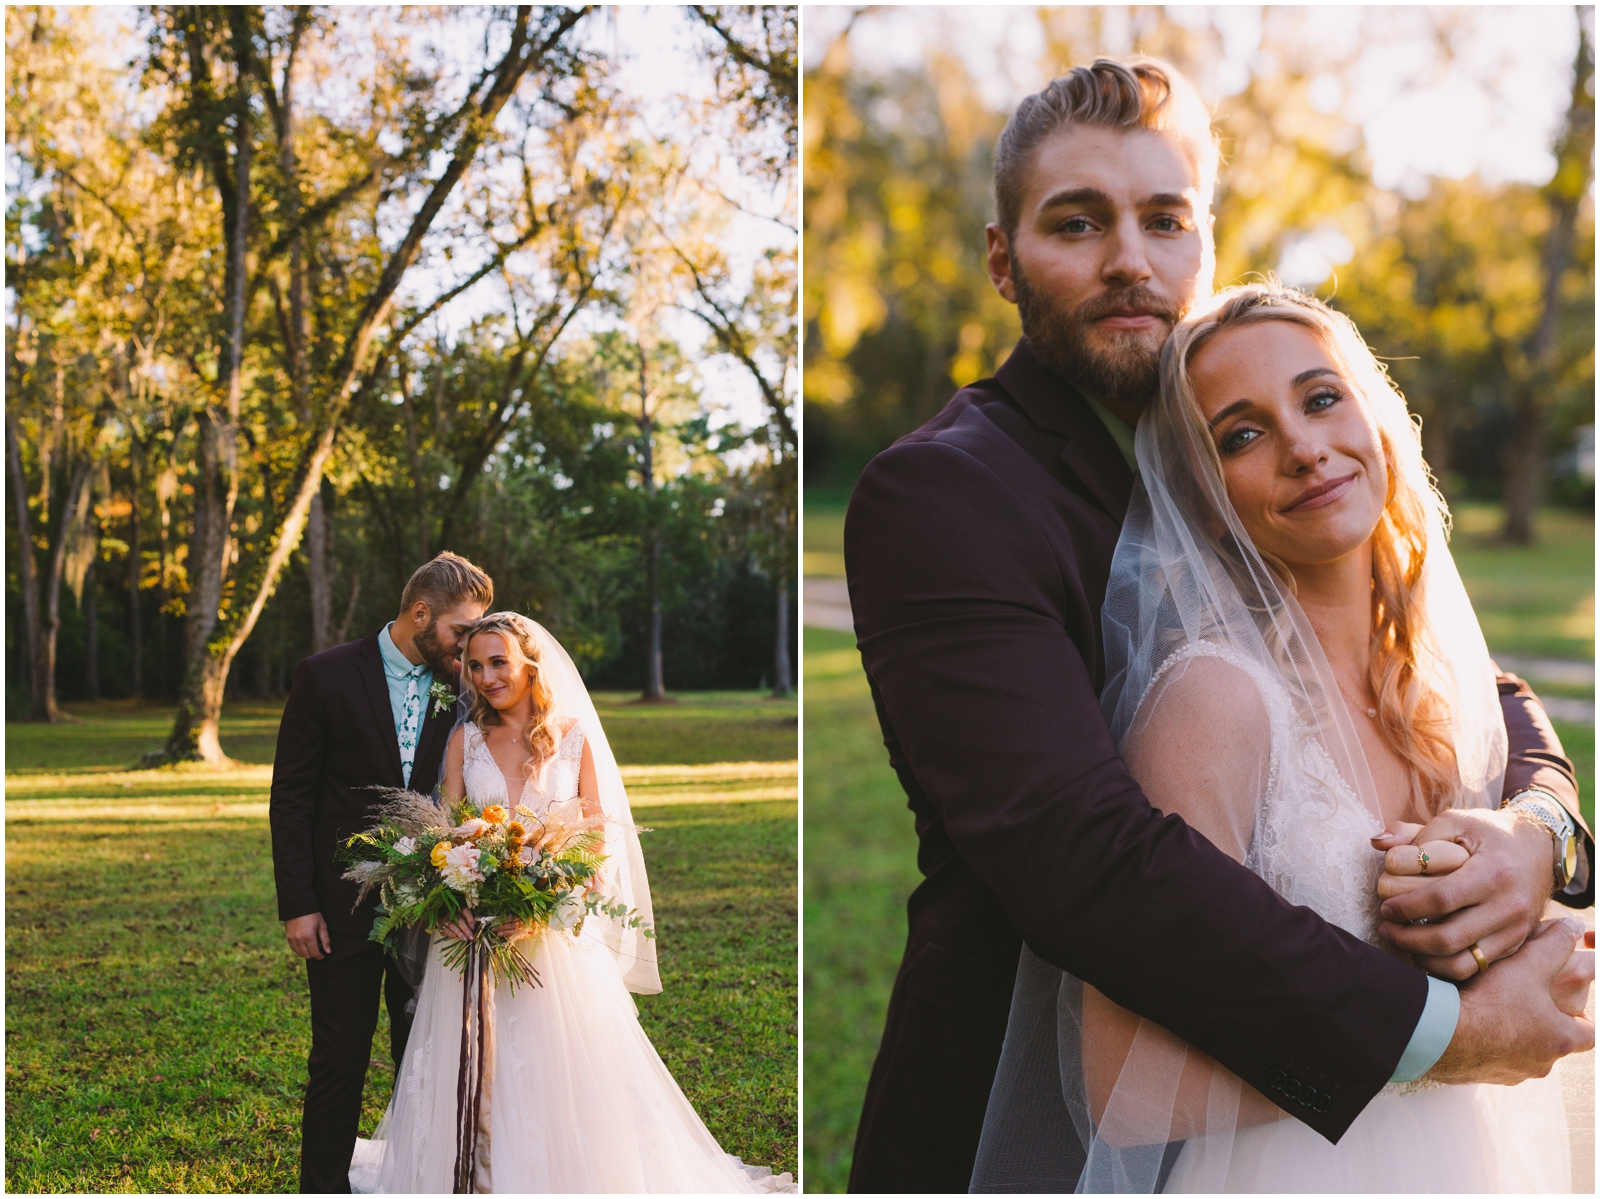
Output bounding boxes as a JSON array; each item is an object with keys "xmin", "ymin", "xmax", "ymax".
[
  {"xmin": 392, "ymin": 836, "xmax": 417, "ymax": 858},
  {"xmin": 516, "ymin": 845, "xmax": 537, "ymax": 867},
  {"xmin": 547, "ymin": 891, "xmax": 584, "ymax": 932}
]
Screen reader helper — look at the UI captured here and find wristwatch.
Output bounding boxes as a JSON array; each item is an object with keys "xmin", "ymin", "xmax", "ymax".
[{"xmin": 1503, "ymin": 790, "xmax": 1578, "ymax": 891}]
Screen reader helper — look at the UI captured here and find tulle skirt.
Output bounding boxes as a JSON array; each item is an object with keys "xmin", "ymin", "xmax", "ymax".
[
  {"xmin": 349, "ymin": 930, "xmax": 791, "ymax": 1194},
  {"xmin": 1165, "ymin": 1073, "xmax": 1571, "ymax": 1194}
]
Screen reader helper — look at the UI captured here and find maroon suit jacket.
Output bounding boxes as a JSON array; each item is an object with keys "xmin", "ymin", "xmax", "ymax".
[
  {"xmin": 843, "ymin": 339, "xmax": 1589, "ymax": 1192},
  {"xmin": 269, "ymin": 631, "xmax": 456, "ymax": 935}
]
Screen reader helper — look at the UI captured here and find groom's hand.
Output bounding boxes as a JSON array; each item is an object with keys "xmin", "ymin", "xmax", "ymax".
[
  {"xmin": 1374, "ymin": 809, "xmax": 1554, "ymax": 981},
  {"xmin": 1426, "ymin": 918, "xmax": 1593, "ymax": 1085},
  {"xmin": 285, "ymin": 912, "xmax": 332, "ymax": 960}
]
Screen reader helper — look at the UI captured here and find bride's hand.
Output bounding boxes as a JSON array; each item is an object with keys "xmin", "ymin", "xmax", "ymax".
[
  {"xmin": 496, "ymin": 917, "xmax": 532, "ymax": 944},
  {"xmin": 1374, "ymin": 832, "xmax": 1471, "ymax": 899},
  {"xmin": 1375, "ymin": 808, "xmax": 1564, "ymax": 981},
  {"xmin": 437, "ymin": 911, "xmax": 478, "ymax": 942}
]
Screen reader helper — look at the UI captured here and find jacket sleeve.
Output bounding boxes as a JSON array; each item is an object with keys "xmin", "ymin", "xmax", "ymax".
[
  {"xmin": 270, "ymin": 656, "xmax": 326, "ymax": 922},
  {"xmin": 1497, "ymin": 669, "xmax": 1593, "ymax": 909},
  {"xmin": 846, "ymin": 440, "xmax": 1427, "ymax": 1145}
]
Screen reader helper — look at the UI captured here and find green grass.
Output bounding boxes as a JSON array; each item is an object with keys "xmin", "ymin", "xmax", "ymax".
[
  {"xmin": 800, "ymin": 500, "xmax": 1593, "ymax": 1192},
  {"xmin": 5, "ymin": 696, "xmax": 796, "ymax": 1193},
  {"xmin": 1450, "ymin": 503, "xmax": 1594, "ymax": 662},
  {"xmin": 801, "ymin": 628, "xmax": 920, "ymax": 1194}
]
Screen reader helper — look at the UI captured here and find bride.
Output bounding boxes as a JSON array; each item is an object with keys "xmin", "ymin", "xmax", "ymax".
[
  {"xmin": 349, "ymin": 612, "xmax": 793, "ymax": 1193},
  {"xmin": 971, "ymin": 283, "xmax": 1587, "ymax": 1193}
]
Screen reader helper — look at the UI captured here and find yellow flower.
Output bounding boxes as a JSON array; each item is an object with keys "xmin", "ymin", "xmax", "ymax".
[
  {"xmin": 430, "ymin": 841, "xmax": 451, "ymax": 869},
  {"xmin": 482, "ymin": 805, "xmax": 508, "ymax": 826},
  {"xmin": 505, "ymin": 821, "xmax": 527, "ymax": 843}
]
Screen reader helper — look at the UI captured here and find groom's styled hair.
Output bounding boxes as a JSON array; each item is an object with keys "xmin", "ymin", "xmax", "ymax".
[
  {"xmin": 401, "ymin": 551, "xmax": 494, "ymax": 616},
  {"xmin": 994, "ymin": 57, "xmax": 1219, "ymax": 238}
]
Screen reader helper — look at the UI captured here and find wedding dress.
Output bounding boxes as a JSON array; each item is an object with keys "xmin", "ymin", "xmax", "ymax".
[
  {"xmin": 349, "ymin": 620, "xmax": 793, "ymax": 1194},
  {"xmin": 971, "ymin": 290, "xmax": 1574, "ymax": 1193}
]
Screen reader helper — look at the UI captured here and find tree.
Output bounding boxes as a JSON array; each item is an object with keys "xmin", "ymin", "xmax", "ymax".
[{"xmin": 143, "ymin": 4, "xmax": 593, "ymax": 762}]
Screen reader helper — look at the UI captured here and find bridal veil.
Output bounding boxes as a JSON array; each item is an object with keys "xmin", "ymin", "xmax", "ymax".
[{"xmin": 970, "ymin": 286, "xmax": 1508, "ymax": 1192}]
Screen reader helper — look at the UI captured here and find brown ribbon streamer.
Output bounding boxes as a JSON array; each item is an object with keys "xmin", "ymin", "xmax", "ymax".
[{"xmin": 452, "ymin": 934, "xmax": 490, "ymax": 1194}]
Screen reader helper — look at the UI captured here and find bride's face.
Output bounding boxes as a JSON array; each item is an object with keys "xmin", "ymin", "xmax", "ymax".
[
  {"xmin": 466, "ymin": 632, "xmax": 531, "ymax": 711},
  {"xmin": 1187, "ymin": 319, "xmax": 1388, "ymax": 572}
]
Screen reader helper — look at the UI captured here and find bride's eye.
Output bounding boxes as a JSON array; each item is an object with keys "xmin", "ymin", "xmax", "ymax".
[
  {"xmin": 1305, "ymin": 386, "xmax": 1343, "ymax": 413},
  {"xmin": 1219, "ymin": 425, "xmax": 1262, "ymax": 454}
]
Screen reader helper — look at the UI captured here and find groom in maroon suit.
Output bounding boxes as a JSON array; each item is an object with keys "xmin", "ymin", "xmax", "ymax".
[
  {"xmin": 844, "ymin": 57, "xmax": 1594, "ymax": 1193},
  {"xmin": 269, "ymin": 552, "xmax": 493, "ymax": 1193}
]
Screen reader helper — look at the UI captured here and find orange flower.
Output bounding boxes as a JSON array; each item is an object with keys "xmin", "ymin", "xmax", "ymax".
[
  {"xmin": 481, "ymin": 805, "xmax": 509, "ymax": 826},
  {"xmin": 505, "ymin": 821, "xmax": 528, "ymax": 843}
]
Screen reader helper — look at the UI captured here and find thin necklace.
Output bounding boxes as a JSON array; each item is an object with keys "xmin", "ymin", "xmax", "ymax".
[{"xmin": 1336, "ymin": 678, "xmax": 1378, "ymax": 719}]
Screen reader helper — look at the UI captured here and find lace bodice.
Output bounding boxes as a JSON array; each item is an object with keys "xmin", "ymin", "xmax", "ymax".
[{"xmin": 461, "ymin": 719, "xmax": 585, "ymax": 816}]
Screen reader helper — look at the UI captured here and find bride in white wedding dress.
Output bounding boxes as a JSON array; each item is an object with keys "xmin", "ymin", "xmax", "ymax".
[
  {"xmin": 349, "ymin": 612, "xmax": 793, "ymax": 1194},
  {"xmin": 972, "ymin": 284, "xmax": 1584, "ymax": 1193}
]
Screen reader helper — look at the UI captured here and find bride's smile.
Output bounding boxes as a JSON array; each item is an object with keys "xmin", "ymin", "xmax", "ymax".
[{"xmin": 1188, "ymin": 318, "xmax": 1389, "ymax": 579}]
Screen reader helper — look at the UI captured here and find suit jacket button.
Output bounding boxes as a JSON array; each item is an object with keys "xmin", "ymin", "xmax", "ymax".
[
  {"xmin": 1314, "ymin": 1092, "xmax": 1333, "ymax": 1113},
  {"xmin": 1266, "ymin": 1068, "xmax": 1287, "ymax": 1091}
]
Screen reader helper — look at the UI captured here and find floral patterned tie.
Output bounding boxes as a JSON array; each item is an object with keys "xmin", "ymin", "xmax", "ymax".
[{"xmin": 399, "ymin": 669, "xmax": 423, "ymax": 787}]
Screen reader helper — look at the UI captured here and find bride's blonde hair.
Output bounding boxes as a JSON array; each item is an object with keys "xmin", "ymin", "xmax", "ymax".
[
  {"xmin": 1157, "ymin": 284, "xmax": 1459, "ymax": 814},
  {"xmin": 463, "ymin": 612, "xmax": 560, "ymax": 776}
]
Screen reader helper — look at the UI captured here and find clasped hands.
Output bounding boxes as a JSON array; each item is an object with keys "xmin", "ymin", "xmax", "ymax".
[
  {"xmin": 436, "ymin": 912, "xmax": 533, "ymax": 944},
  {"xmin": 1372, "ymin": 809, "xmax": 1594, "ymax": 1084}
]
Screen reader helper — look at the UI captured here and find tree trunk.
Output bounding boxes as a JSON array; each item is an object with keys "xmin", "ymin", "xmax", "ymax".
[
  {"xmin": 166, "ymin": 31, "xmax": 252, "ymax": 763},
  {"xmin": 39, "ymin": 457, "xmax": 94, "ymax": 724},
  {"xmin": 638, "ymin": 344, "xmax": 666, "ymax": 701},
  {"xmin": 85, "ymin": 559, "xmax": 100, "ymax": 702},
  {"xmin": 771, "ymin": 571, "xmax": 792, "ymax": 698},
  {"xmin": 400, "ymin": 370, "xmax": 430, "ymax": 561},
  {"xmin": 127, "ymin": 444, "xmax": 143, "ymax": 699},
  {"xmin": 7, "ymin": 412, "xmax": 49, "ymax": 721},
  {"xmin": 1500, "ymin": 10, "xmax": 1593, "ymax": 545},
  {"xmin": 1501, "ymin": 404, "xmax": 1546, "ymax": 545},
  {"xmin": 308, "ymin": 488, "xmax": 332, "ymax": 652}
]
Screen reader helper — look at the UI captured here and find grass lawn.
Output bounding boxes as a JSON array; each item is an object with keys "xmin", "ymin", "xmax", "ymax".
[
  {"xmin": 801, "ymin": 500, "xmax": 1594, "ymax": 1193},
  {"xmin": 5, "ymin": 695, "xmax": 797, "ymax": 1193}
]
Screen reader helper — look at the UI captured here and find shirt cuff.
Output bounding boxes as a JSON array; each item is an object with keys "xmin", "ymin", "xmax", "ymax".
[{"xmin": 1390, "ymin": 975, "xmax": 1460, "ymax": 1083}]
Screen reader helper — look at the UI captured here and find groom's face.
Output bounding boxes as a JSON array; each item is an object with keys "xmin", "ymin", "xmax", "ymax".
[
  {"xmin": 414, "ymin": 600, "xmax": 488, "ymax": 677},
  {"xmin": 987, "ymin": 125, "xmax": 1210, "ymax": 419}
]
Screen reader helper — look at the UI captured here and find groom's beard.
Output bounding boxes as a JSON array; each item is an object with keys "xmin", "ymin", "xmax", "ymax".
[
  {"xmin": 413, "ymin": 618, "xmax": 459, "ymax": 678},
  {"xmin": 1012, "ymin": 262, "xmax": 1180, "ymax": 414}
]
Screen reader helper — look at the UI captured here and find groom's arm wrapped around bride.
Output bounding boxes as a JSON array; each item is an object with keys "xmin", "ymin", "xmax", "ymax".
[{"xmin": 841, "ymin": 342, "xmax": 1589, "ymax": 1192}]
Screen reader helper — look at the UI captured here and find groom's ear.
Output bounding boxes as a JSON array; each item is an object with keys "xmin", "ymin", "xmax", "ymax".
[
  {"xmin": 407, "ymin": 599, "xmax": 433, "ymax": 630},
  {"xmin": 986, "ymin": 224, "xmax": 1019, "ymax": 304}
]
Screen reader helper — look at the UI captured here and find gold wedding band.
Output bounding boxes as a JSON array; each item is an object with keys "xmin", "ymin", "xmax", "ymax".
[{"xmin": 1469, "ymin": 944, "xmax": 1489, "ymax": 974}]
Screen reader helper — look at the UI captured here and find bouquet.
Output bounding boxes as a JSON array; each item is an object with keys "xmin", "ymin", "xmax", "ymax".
[{"xmin": 340, "ymin": 788, "xmax": 651, "ymax": 994}]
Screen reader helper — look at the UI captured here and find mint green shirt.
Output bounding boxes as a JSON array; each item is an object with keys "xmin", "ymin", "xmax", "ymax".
[
  {"xmin": 379, "ymin": 622, "xmax": 432, "ymax": 788},
  {"xmin": 1080, "ymin": 393, "xmax": 1459, "ymax": 1083}
]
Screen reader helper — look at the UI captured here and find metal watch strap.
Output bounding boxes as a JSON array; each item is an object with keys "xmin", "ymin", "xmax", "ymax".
[{"xmin": 1503, "ymin": 790, "xmax": 1576, "ymax": 889}]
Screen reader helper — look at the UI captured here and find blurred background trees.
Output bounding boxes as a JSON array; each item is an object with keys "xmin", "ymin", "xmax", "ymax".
[
  {"xmin": 803, "ymin": 6, "xmax": 1595, "ymax": 537},
  {"xmin": 7, "ymin": 4, "xmax": 798, "ymax": 731}
]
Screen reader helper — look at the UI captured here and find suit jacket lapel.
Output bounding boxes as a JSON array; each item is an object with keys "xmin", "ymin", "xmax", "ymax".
[
  {"xmin": 358, "ymin": 632, "xmax": 405, "ymax": 787},
  {"xmin": 414, "ymin": 680, "xmax": 457, "ymax": 793},
  {"xmin": 997, "ymin": 339, "xmax": 1135, "ymax": 523}
]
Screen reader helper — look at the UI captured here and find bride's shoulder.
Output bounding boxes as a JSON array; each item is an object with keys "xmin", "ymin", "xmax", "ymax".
[
  {"xmin": 1137, "ymin": 641, "xmax": 1279, "ymax": 733},
  {"xmin": 551, "ymin": 713, "xmax": 583, "ymax": 742}
]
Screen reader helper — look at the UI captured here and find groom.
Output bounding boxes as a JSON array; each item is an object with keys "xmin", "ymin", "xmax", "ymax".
[
  {"xmin": 269, "ymin": 551, "xmax": 494, "ymax": 1193},
  {"xmin": 844, "ymin": 57, "xmax": 1594, "ymax": 1193}
]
